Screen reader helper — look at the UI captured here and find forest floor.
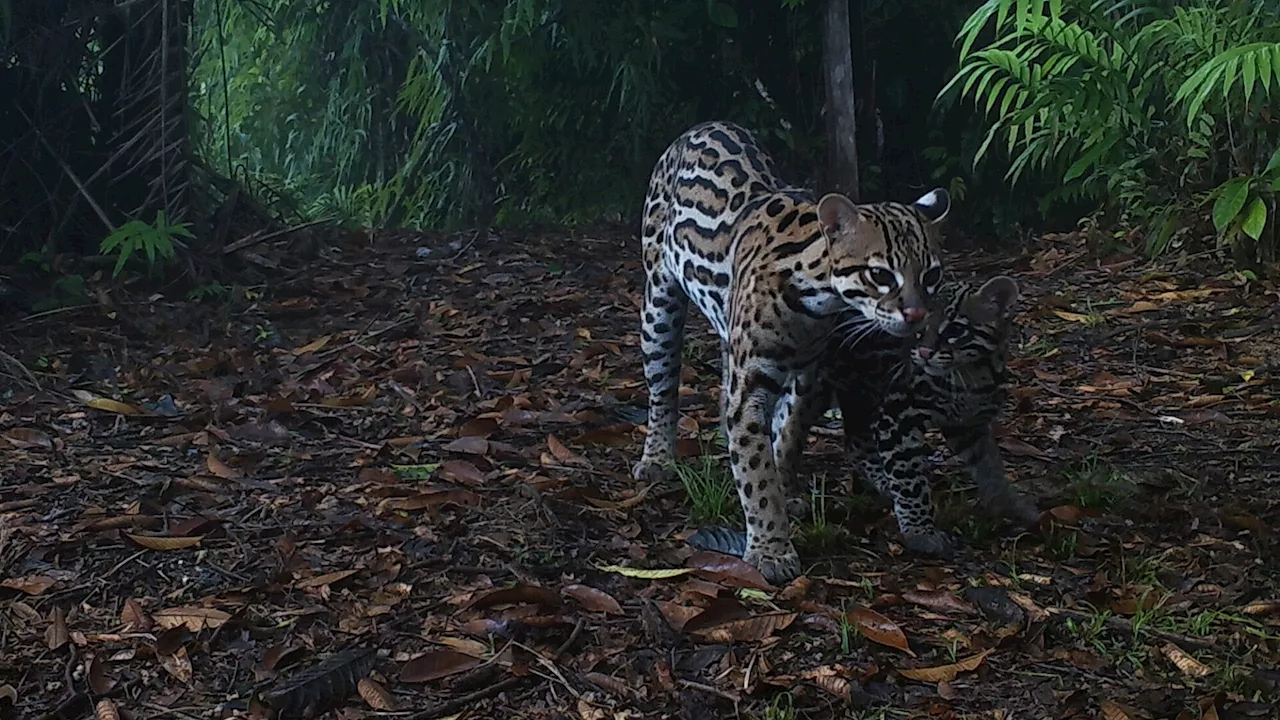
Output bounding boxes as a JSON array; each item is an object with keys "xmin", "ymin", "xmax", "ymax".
[{"xmin": 2, "ymin": 223, "xmax": 1279, "ymax": 720}]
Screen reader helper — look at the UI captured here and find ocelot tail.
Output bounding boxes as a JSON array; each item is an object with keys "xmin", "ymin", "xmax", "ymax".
[
  {"xmin": 827, "ymin": 274, "xmax": 1040, "ymax": 556},
  {"xmin": 633, "ymin": 120, "xmax": 949, "ymax": 583}
]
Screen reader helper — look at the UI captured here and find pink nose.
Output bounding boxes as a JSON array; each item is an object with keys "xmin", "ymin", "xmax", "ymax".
[
  {"xmin": 917, "ymin": 346, "xmax": 934, "ymax": 360},
  {"xmin": 902, "ymin": 307, "xmax": 927, "ymax": 323}
]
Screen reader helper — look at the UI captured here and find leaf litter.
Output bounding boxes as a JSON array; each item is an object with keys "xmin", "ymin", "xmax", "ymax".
[{"xmin": 0, "ymin": 227, "xmax": 1277, "ymax": 718}]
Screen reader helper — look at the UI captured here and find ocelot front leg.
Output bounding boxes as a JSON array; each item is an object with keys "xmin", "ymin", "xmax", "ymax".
[
  {"xmin": 633, "ymin": 264, "xmax": 691, "ymax": 483},
  {"xmin": 725, "ymin": 358, "xmax": 802, "ymax": 584},
  {"xmin": 868, "ymin": 405, "xmax": 957, "ymax": 557},
  {"xmin": 941, "ymin": 424, "xmax": 1039, "ymax": 528}
]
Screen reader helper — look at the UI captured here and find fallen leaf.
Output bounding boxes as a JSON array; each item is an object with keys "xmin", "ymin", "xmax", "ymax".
[
  {"xmin": 125, "ymin": 534, "xmax": 204, "ymax": 551},
  {"xmin": 1241, "ymin": 599, "xmax": 1280, "ymax": 616},
  {"xmin": 1100, "ymin": 699, "xmax": 1134, "ymax": 720},
  {"xmin": 358, "ymin": 677, "xmax": 396, "ymax": 710},
  {"xmin": 682, "ymin": 596, "xmax": 753, "ymax": 635},
  {"xmin": 436, "ymin": 460, "xmax": 485, "ymax": 486},
  {"xmin": 848, "ymin": 606, "xmax": 914, "ymax": 656},
  {"xmin": 0, "ymin": 684, "xmax": 16, "ymax": 704},
  {"xmin": 546, "ymin": 434, "xmax": 586, "ymax": 465},
  {"xmin": 295, "ymin": 569, "xmax": 360, "ymax": 589},
  {"xmin": 206, "ymin": 453, "xmax": 243, "ymax": 479},
  {"xmin": 151, "ymin": 606, "xmax": 232, "ymax": 632},
  {"xmin": 584, "ymin": 483, "xmax": 653, "ymax": 511},
  {"xmin": 597, "ymin": 565, "xmax": 693, "ymax": 580},
  {"xmin": 292, "ymin": 334, "xmax": 332, "ymax": 354},
  {"xmin": 898, "ymin": 648, "xmax": 993, "ymax": 682},
  {"xmin": 95, "ymin": 698, "xmax": 120, "ymax": 720},
  {"xmin": 901, "ymin": 589, "xmax": 977, "ymax": 616},
  {"xmin": 562, "ymin": 584, "xmax": 624, "ymax": 615},
  {"xmin": 1052, "ymin": 310, "xmax": 1092, "ymax": 323},
  {"xmin": 3, "ymin": 427, "xmax": 52, "ymax": 450},
  {"xmin": 120, "ymin": 599, "xmax": 152, "ymax": 631},
  {"xmin": 457, "ymin": 417, "xmax": 499, "ymax": 438},
  {"xmin": 0, "ymin": 575, "xmax": 57, "ymax": 595},
  {"xmin": 1162, "ymin": 643, "xmax": 1211, "ymax": 678},
  {"xmin": 160, "ymin": 646, "xmax": 193, "ymax": 683},
  {"xmin": 400, "ymin": 650, "xmax": 482, "ymax": 682},
  {"xmin": 692, "ymin": 612, "xmax": 797, "ymax": 643},
  {"xmin": 686, "ymin": 551, "xmax": 773, "ymax": 591},
  {"xmin": 46, "ymin": 606, "xmax": 69, "ymax": 649},
  {"xmin": 444, "ymin": 436, "xmax": 489, "ymax": 455},
  {"xmin": 82, "ymin": 396, "xmax": 145, "ymax": 415},
  {"xmin": 998, "ymin": 437, "xmax": 1051, "ymax": 459},
  {"xmin": 467, "ymin": 584, "xmax": 563, "ymax": 610}
]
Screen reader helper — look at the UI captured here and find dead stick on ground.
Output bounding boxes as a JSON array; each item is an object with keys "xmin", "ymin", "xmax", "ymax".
[
  {"xmin": 407, "ymin": 677, "xmax": 528, "ymax": 720},
  {"xmin": 1047, "ymin": 607, "xmax": 1215, "ymax": 651},
  {"xmin": 223, "ymin": 219, "xmax": 328, "ymax": 254},
  {"xmin": 0, "ymin": 349, "xmax": 41, "ymax": 389}
]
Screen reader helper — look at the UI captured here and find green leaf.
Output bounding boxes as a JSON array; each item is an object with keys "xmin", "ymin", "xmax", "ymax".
[
  {"xmin": 1212, "ymin": 177, "xmax": 1252, "ymax": 232},
  {"xmin": 1241, "ymin": 197, "xmax": 1267, "ymax": 241},
  {"xmin": 1265, "ymin": 146, "xmax": 1280, "ymax": 177},
  {"xmin": 708, "ymin": 2, "xmax": 737, "ymax": 28}
]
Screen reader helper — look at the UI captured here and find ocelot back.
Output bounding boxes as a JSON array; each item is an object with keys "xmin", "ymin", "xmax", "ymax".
[
  {"xmin": 632, "ymin": 120, "xmax": 950, "ymax": 582},
  {"xmin": 827, "ymin": 275, "xmax": 1039, "ymax": 555}
]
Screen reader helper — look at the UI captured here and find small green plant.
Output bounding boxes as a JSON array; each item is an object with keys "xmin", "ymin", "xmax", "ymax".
[
  {"xmin": 761, "ymin": 692, "xmax": 797, "ymax": 720},
  {"xmin": 795, "ymin": 474, "xmax": 848, "ymax": 551},
  {"xmin": 1062, "ymin": 457, "xmax": 1137, "ymax": 511},
  {"xmin": 187, "ymin": 282, "xmax": 229, "ymax": 302},
  {"xmin": 673, "ymin": 453, "xmax": 738, "ymax": 526},
  {"xmin": 100, "ymin": 210, "xmax": 192, "ymax": 277}
]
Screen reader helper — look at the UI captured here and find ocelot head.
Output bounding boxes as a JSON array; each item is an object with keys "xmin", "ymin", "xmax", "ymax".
[
  {"xmin": 816, "ymin": 188, "xmax": 950, "ymax": 338},
  {"xmin": 912, "ymin": 275, "xmax": 1019, "ymax": 377}
]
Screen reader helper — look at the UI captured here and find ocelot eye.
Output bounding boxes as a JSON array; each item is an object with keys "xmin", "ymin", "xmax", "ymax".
[
  {"xmin": 867, "ymin": 268, "xmax": 897, "ymax": 289},
  {"xmin": 921, "ymin": 266, "xmax": 943, "ymax": 289}
]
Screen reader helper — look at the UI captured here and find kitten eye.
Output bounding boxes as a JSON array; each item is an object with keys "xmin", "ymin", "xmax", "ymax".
[
  {"xmin": 867, "ymin": 268, "xmax": 896, "ymax": 288},
  {"xmin": 922, "ymin": 266, "xmax": 943, "ymax": 289}
]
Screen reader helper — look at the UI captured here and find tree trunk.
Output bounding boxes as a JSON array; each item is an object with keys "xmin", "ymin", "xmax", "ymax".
[{"xmin": 822, "ymin": 0, "xmax": 859, "ymax": 201}]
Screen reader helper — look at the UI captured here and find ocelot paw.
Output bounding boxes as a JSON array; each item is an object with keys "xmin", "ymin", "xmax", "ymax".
[
  {"xmin": 631, "ymin": 458, "xmax": 676, "ymax": 483},
  {"xmin": 744, "ymin": 542, "xmax": 802, "ymax": 584},
  {"xmin": 899, "ymin": 527, "xmax": 959, "ymax": 558}
]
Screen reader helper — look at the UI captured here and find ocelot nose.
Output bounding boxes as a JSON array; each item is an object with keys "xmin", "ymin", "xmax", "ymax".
[
  {"xmin": 902, "ymin": 306, "xmax": 927, "ymax": 323},
  {"xmin": 917, "ymin": 346, "xmax": 934, "ymax": 360}
]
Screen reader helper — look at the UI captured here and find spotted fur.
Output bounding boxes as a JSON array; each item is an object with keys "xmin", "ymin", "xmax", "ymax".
[
  {"xmin": 633, "ymin": 120, "xmax": 950, "ymax": 583},
  {"xmin": 826, "ymin": 275, "xmax": 1039, "ymax": 555}
]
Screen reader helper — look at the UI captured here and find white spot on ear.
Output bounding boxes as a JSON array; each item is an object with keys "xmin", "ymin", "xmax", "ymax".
[{"xmin": 912, "ymin": 188, "xmax": 951, "ymax": 224}]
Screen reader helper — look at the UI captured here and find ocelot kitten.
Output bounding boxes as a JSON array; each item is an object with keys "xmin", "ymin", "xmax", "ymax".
[
  {"xmin": 827, "ymin": 274, "xmax": 1039, "ymax": 556},
  {"xmin": 633, "ymin": 120, "xmax": 950, "ymax": 582}
]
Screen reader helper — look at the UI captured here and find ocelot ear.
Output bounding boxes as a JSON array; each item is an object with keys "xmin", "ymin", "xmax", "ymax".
[
  {"xmin": 976, "ymin": 275, "xmax": 1019, "ymax": 319},
  {"xmin": 912, "ymin": 188, "xmax": 951, "ymax": 224},
  {"xmin": 816, "ymin": 193, "xmax": 867, "ymax": 240}
]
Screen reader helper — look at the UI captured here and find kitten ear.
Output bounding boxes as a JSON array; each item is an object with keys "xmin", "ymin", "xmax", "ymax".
[
  {"xmin": 977, "ymin": 275, "xmax": 1019, "ymax": 318},
  {"xmin": 912, "ymin": 188, "xmax": 951, "ymax": 224},
  {"xmin": 816, "ymin": 193, "xmax": 866, "ymax": 240}
]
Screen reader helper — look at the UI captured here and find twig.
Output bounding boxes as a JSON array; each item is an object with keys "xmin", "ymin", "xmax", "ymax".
[
  {"xmin": 407, "ymin": 676, "xmax": 528, "ymax": 720},
  {"xmin": 0, "ymin": 349, "xmax": 41, "ymax": 389},
  {"xmin": 1047, "ymin": 607, "xmax": 1216, "ymax": 652},
  {"xmin": 677, "ymin": 679, "xmax": 742, "ymax": 703},
  {"xmin": 222, "ymin": 219, "xmax": 328, "ymax": 255},
  {"xmin": 17, "ymin": 106, "xmax": 115, "ymax": 235}
]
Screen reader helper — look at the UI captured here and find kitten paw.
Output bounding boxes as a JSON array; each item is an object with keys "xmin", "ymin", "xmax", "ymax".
[{"xmin": 631, "ymin": 459, "xmax": 676, "ymax": 483}]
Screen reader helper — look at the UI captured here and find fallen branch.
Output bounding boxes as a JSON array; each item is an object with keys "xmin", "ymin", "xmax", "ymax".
[
  {"xmin": 223, "ymin": 219, "xmax": 328, "ymax": 255},
  {"xmin": 406, "ymin": 676, "xmax": 528, "ymax": 720}
]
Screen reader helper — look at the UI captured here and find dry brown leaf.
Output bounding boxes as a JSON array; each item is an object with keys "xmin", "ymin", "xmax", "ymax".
[
  {"xmin": 86, "ymin": 655, "xmax": 115, "ymax": 695},
  {"xmin": 384, "ymin": 489, "xmax": 482, "ymax": 511},
  {"xmin": 1241, "ymin": 599, "xmax": 1280, "ymax": 616},
  {"xmin": 467, "ymin": 584, "xmax": 563, "ymax": 610},
  {"xmin": 433, "ymin": 637, "xmax": 488, "ymax": 657},
  {"xmin": 436, "ymin": 459, "xmax": 486, "ymax": 486},
  {"xmin": 444, "ymin": 436, "xmax": 489, "ymax": 454},
  {"xmin": 94, "ymin": 698, "xmax": 120, "ymax": 720},
  {"xmin": 546, "ymin": 434, "xmax": 587, "ymax": 465},
  {"xmin": 848, "ymin": 606, "xmax": 914, "ymax": 656},
  {"xmin": 3, "ymin": 427, "xmax": 53, "ymax": 450},
  {"xmin": 1162, "ymin": 643, "xmax": 1211, "ymax": 678},
  {"xmin": 897, "ymin": 648, "xmax": 993, "ymax": 682},
  {"xmin": 400, "ymin": 650, "xmax": 482, "ymax": 682},
  {"xmin": 583, "ymin": 483, "xmax": 653, "ymax": 511},
  {"xmin": 160, "ymin": 646, "xmax": 193, "ymax": 683},
  {"xmin": 457, "ymin": 417, "xmax": 500, "ymax": 438},
  {"xmin": 292, "ymin": 334, "xmax": 332, "ymax": 354},
  {"xmin": 295, "ymin": 569, "xmax": 359, "ymax": 589},
  {"xmin": 206, "ymin": 453, "xmax": 243, "ymax": 479},
  {"xmin": 682, "ymin": 597, "xmax": 753, "ymax": 635},
  {"xmin": 358, "ymin": 677, "xmax": 397, "ymax": 710},
  {"xmin": 1100, "ymin": 699, "xmax": 1133, "ymax": 720},
  {"xmin": 0, "ymin": 684, "xmax": 17, "ymax": 704},
  {"xmin": 686, "ymin": 551, "xmax": 773, "ymax": 591},
  {"xmin": 84, "ymin": 397, "xmax": 144, "ymax": 415},
  {"xmin": 902, "ymin": 589, "xmax": 977, "ymax": 616},
  {"xmin": 120, "ymin": 599, "xmax": 152, "ymax": 631},
  {"xmin": 125, "ymin": 534, "xmax": 204, "ymax": 551},
  {"xmin": 692, "ymin": 612, "xmax": 796, "ymax": 643},
  {"xmin": 562, "ymin": 584, "xmax": 624, "ymax": 615},
  {"xmin": 0, "ymin": 575, "xmax": 57, "ymax": 595},
  {"xmin": 46, "ymin": 606, "xmax": 69, "ymax": 649},
  {"xmin": 152, "ymin": 606, "xmax": 232, "ymax": 632},
  {"xmin": 584, "ymin": 672, "xmax": 631, "ymax": 697},
  {"xmin": 800, "ymin": 666, "xmax": 852, "ymax": 702}
]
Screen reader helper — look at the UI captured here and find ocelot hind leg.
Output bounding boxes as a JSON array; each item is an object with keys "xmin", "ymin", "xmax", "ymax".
[
  {"xmin": 941, "ymin": 424, "xmax": 1039, "ymax": 528},
  {"xmin": 633, "ymin": 261, "xmax": 691, "ymax": 483}
]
